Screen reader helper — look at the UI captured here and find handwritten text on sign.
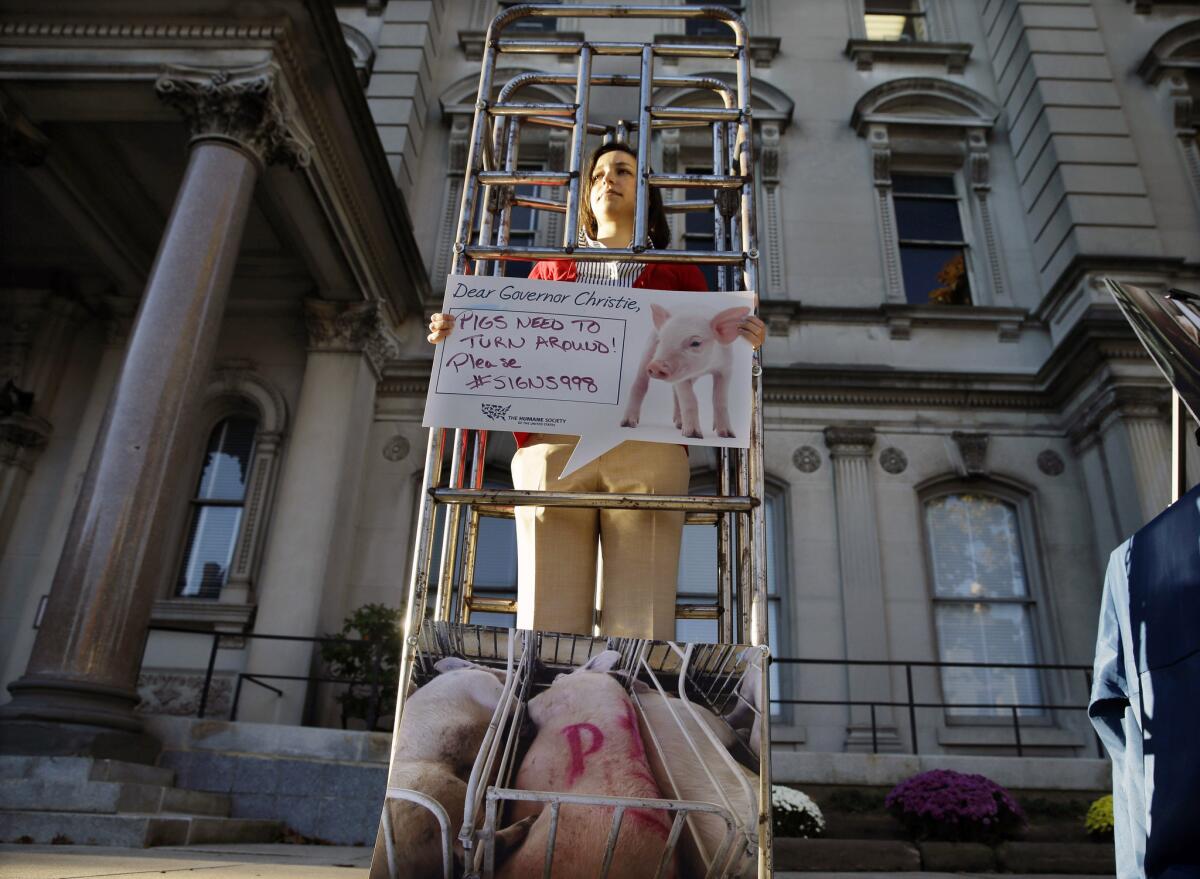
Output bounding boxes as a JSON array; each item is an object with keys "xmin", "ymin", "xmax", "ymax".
[
  {"xmin": 434, "ymin": 309, "xmax": 627, "ymax": 404},
  {"xmin": 424, "ymin": 274, "xmax": 755, "ymax": 476}
]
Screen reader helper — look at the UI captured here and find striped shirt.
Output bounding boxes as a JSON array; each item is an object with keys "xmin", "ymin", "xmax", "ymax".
[{"xmin": 575, "ymin": 231, "xmax": 647, "ymax": 287}]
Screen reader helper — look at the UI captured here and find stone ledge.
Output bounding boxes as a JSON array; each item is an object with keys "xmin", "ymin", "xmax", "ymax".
[
  {"xmin": 770, "ymin": 751, "xmax": 1110, "ymax": 791},
  {"xmin": 144, "ymin": 715, "xmax": 390, "ymax": 764},
  {"xmin": 844, "ymin": 38, "xmax": 972, "ymax": 73},
  {"xmin": 775, "ymin": 837, "xmax": 921, "ymax": 872},
  {"xmin": 998, "ymin": 840, "xmax": 1116, "ymax": 874}
]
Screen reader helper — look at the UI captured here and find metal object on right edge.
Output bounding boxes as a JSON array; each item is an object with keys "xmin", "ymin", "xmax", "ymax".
[{"xmin": 1104, "ymin": 279, "xmax": 1200, "ymax": 501}]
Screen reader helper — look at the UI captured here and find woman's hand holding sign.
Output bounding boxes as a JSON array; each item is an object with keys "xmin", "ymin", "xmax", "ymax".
[{"xmin": 428, "ymin": 312, "xmax": 454, "ymax": 344}]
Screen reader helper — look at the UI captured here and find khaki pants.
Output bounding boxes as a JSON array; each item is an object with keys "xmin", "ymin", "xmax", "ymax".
[{"xmin": 511, "ymin": 435, "xmax": 689, "ymax": 640}]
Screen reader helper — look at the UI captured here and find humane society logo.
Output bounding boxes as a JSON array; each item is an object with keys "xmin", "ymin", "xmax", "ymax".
[{"xmin": 480, "ymin": 403, "xmax": 512, "ymax": 422}]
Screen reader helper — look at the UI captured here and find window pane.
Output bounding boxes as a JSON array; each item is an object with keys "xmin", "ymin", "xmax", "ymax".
[
  {"xmin": 683, "ymin": 172, "xmax": 720, "ymax": 289},
  {"xmin": 473, "ymin": 516, "xmax": 518, "ymax": 589},
  {"xmin": 176, "ymin": 506, "xmax": 243, "ymax": 598},
  {"xmin": 899, "ymin": 246, "xmax": 970, "ymax": 305},
  {"xmin": 926, "ymin": 495, "xmax": 1028, "ymax": 599},
  {"xmin": 678, "ymin": 523, "xmax": 718, "ymax": 596},
  {"xmin": 195, "ymin": 417, "xmax": 257, "ymax": 501},
  {"xmin": 892, "ymin": 173, "xmax": 956, "ymax": 196},
  {"xmin": 936, "ymin": 602, "xmax": 1043, "ymax": 716},
  {"xmin": 894, "ymin": 198, "xmax": 964, "ymax": 242}
]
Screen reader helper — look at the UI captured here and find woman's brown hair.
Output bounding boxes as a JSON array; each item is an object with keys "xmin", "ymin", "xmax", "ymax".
[{"xmin": 578, "ymin": 141, "xmax": 672, "ymax": 250}]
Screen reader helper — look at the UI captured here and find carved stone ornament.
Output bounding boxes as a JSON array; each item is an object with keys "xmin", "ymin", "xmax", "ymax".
[
  {"xmin": 1037, "ymin": 449, "xmax": 1065, "ymax": 477},
  {"xmin": 155, "ymin": 63, "xmax": 311, "ymax": 169},
  {"xmin": 793, "ymin": 445, "xmax": 821, "ymax": 473},
  {"xmin": 879, "ymin": 446, "xmax": 908, "ymax": 475},
  {"xmin": 304, "ymin": 299, "xmax": 398, "ymax": 376},
  {"xmin": 952, "ymin": 431, "xmax": 990, "ymax": 476},
  {"xmin": 760, "ymin": 123, "xmax": 781, "ymax": 182},
  {"xmin": 383, "ymin": 434, "xmax": 410, "ymax": 462},
  {"xmin": 824, "ymin": 426, "xmax": 877, "ymax": 457},
  {"xmin": 135, "ymin": 671, "xmax": 233, "ymax": 719}
]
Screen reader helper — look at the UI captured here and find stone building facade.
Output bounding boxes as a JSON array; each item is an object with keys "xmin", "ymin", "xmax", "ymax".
[{"xmin": 1, "ymin": 0, "xmax": 1197, "ymax": 759}]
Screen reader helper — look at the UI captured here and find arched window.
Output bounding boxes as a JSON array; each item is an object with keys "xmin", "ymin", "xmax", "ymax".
[
  {"xmin": 851, "ymin": 78, "xmax": 1008, "ymax": 310},
  {"xmin": 1138, "ymin": 21, "xmax": 1200, "ymax": 217},
  {"xmin": 923, "ymin": 492, "xmax": 1043, "ymax": 718},
  {"xmin": 174, "ymin": 415, "xmax": 258, "ymax": 599}
]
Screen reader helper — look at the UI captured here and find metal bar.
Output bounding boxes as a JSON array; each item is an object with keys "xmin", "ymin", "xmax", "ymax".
[
  {"xmin": 906, "ymin": 664, "xmax": 918, "ymax": 755},
  {"xmin": 434, "ymin": 430, "xmax": 470, "ymax": 620},
  {"xmin": 633, "ymin": 44, "xmax": 653, "ymax": 252},
  {"xmin": 522, "ymin": 115, "xmax": 608, "ymax": 134},
  {"xmin": 718, "ymin": 450, "xmax": 734, "ymax": 643},
  {"xmin": 713, "ymin": 119, "xmax": 729, "ymax": 294},
  {"xmin": 477, "ymin": 170, "xmax": 571, "ymax": 186},
  {"xmin": 663, "ymin": 198, "xmax": 716, "ymax": 213},
  {"xmin": 654, "ymin": 812, "xmax": 687, "ymax": 879},
  {"xmin": 870, "ymin": 704, "xmax": 879, "ymax": 754},
  {"xmin": 496, "ymin": 40, "xmax": 741, "ymax": 59},
  {"xmin": 1012, "ymin": 706, "xmax": 1023, "ymax": 757},
  {"xmin": 468, "ymin": 597, "xmax": 518, "ymax": 614},
  {"xmin": 492, "ymin": 115, "xmax": 522, "ymax": 278},
  {"xmin": 563, "ymin": 45, "xmax": 592, "ymax": 249},
  {"xmin": 432, "ymin": 487, "xmax": 756, "ymax": 512},
  {"xmin": 676, "ymin": 604, "xmax": 720, "ymax": 620},
  {"xmin": 648, "ymin": 172, "xmax": 743, "ymax": 189},
  {"xmin": 389, "ymin": 428, "xmax": 446, "ymax": 745},
  {"xmin": 464, "ymin": 244, "xmax": 745, "ymax": 264},
  {"xmin": 651, "ymin": 105, "xmax": 741, "ymax": 122},
  {"xmin": 196, "ymin": 632, "xmax": 219, "ymax": 719},
  {"xmin": 1172, "ymin": 390, "xmax": 1187, "ymax": 503},
  {"xmin": 542, "ymin": 801, "xmax": 561, "ymax": 879},
  {"xmin": 598, "ymin": 806, "xmax": 627, "ymax": 879},
  {"xmin": 512, "ymin": 194, "xmax": 567, "ymax": 214},
  {"xmin": 450, "ymin": 45, "xmax": 497, "ymax": 275},
  {"xmin": 489, "ymin": 101, "xmax": 577, "ymax": 117},
  {"xmin": 457, "ymin": 430, "xmax": 490, "ymax": 623}
]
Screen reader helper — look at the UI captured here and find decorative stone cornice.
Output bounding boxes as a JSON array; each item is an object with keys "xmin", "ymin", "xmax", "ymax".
[
  {"xmin": 844, "ymin": 39, "xmax": 972, "ymax": 74},
  {"xmin": 155, "ymin": 63, "xmax": 311, "ymax": 169},
  {"xmin": 304, "ymin": 299, "xmax": 399, "ymax": 377},
  {"xmin": 824, "ymin": 426, "xmax": 876, "ymax": 457},
  {"xmin": 951, "ymin": 431, "xmax": 989, "ymax": 476}
]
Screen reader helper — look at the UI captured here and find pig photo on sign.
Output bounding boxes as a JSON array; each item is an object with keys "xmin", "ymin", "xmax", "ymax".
[{"xmin": 621, "ymin": 304, "xmax": 751, "ymax": 440}]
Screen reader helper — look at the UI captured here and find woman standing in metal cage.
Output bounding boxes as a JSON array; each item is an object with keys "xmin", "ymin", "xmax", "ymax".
[{"xmin": 428, "ymin": 141, "xmax": 766, "ymax": 640}]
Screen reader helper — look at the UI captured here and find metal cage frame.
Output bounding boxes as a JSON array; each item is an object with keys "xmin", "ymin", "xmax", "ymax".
[{"xmin": 384, "ymin": 6, "xmax": 774, "ymax": 877}]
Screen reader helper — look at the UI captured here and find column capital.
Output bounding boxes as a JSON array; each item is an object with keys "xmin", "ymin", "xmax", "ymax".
[
  {"xmin": 155, "ymin": 63, "xmax": 310, "ymax": 170},
  {"xmin": 824, "ymin": 426, "xmax": 876, "ymax": 457},
  {"xmin": 303, "ymin": 299, "xmax": 397, "ymax": 378}
]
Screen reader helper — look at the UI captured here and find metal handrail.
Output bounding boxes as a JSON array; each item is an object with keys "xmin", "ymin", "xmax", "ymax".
[{"xmin": 141, "ymin": 625, "xmax": 1101, "ymax": 758}]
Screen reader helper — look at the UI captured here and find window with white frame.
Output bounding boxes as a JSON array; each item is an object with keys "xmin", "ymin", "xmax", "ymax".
[
  {"xmin": 677, "ymin": 481, "xmax": 787, "ymax": 715},
  {"xmin": 924, "ymin": 493, "xmax": 1043, "ymax": 718},
  {"xmin": 891, "ymin": 172, "xmax": 972, "ymax": 306},
  {"xmin": 863, "ymin": 0, "xmax": 928, "ymax": 43},
  {"xmin": 175, "ymin": 415, "xmax": 258, "ymax": 599}
]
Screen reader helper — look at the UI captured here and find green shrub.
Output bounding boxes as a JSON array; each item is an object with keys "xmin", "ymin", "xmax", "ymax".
[
  {"xmin": 1084, "ymin": 795, "xmax": 1115, "ymax": 840},
  {"xmin": 320, "ymin": 603, "xmax": 402, "ymax": 730}
]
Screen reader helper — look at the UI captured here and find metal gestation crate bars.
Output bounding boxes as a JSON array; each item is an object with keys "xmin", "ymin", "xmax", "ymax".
[{"xmin": 384, "ymin": 5, "xmax": 773, "ymax": 877}]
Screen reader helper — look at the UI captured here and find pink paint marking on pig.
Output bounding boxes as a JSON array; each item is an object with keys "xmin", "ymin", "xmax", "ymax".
[
  {"xmin": 620, "ymin": 304, "xmax": 750, "ymax": 440},
  {"xmin": 563, "ymin": 722, "xmax": 605, "ymax": 786},
  {"xmin": 497, "ymin": 651, "xmax": 677, "ymax": 879},
  {"xmin": 618, "ymin": 701, "xmax": 645, "ymax": 760}
]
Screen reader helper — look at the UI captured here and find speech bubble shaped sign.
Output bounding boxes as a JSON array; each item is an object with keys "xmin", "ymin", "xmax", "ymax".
[{"xmin": 423, "ymin": 274, "xmax": 754, "ymax": 477}]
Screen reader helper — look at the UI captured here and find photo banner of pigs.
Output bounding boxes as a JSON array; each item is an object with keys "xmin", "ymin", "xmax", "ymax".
[
  {"xmin": 369, "ymin": 622, "xmax": 767, "ymax": 879},
  {"xmin": 423, "ymin": 274, "xmax": 755, "ymax": 476}
]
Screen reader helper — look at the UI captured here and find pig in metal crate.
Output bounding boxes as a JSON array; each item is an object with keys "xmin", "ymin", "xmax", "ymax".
[{"xmin": 376, "ymin": 621, "xmax": 769, "ymax": 879}]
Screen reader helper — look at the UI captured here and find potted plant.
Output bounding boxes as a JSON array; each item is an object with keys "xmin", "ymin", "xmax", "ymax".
[
  {"xmin": 884, "ymin": 769, "xmax": 1025, "ymax": 843},
  {"xmin": 320, "ymin": 603, "xmax": 402, "ymax": 730},
  {"xmin": 772, "ymin": 785, "xmax": 825, "ymax": 838}
]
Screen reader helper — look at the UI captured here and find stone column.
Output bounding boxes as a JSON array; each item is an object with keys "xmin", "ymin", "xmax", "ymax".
[
  {"xmin": 1122, "ymin": 405, "xmax": 1172, "ymax": 523},
  {"xmin": 825, "ymin": 427, "xmax": 901, "ymax": 751},
  {"xmin": 237, "ymin": 300, "xmax": 388, "ymax": 726},
  {"xmin": 1, "ymin": 63, "xmax": 308, "ymax": 755}
]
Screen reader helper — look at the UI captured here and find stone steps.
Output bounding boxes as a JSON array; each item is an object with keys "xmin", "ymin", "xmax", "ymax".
[
  {"xmin": 0, "ymin": 755, "xmax": 174, "ymax": 787},
  {"xmin": 0, "ymin": 778, "xmax": 231, "ymax": 816},
  {"xmin": 774, "ymin": 838, "xmax": 1116, "ymax": 874},
  {"xmin": 0, "ymin": 810, "xmax": 282, "ymax": 847}
]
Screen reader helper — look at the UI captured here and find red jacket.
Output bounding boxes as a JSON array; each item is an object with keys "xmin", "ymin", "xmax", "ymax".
[{"xmin": 514, "ymin": 260, "xmax": 709, "ymax": 448}]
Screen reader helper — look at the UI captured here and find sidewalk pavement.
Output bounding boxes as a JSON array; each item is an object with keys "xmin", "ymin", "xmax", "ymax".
[{"xmin": 0, "ymin": 843, "xmax": 372, "ymax": 878}]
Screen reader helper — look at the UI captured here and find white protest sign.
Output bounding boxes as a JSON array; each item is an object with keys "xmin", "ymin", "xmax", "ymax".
[{"xmin": 423, "ymin": 274, "xmax": 754, "ymax": 477}]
